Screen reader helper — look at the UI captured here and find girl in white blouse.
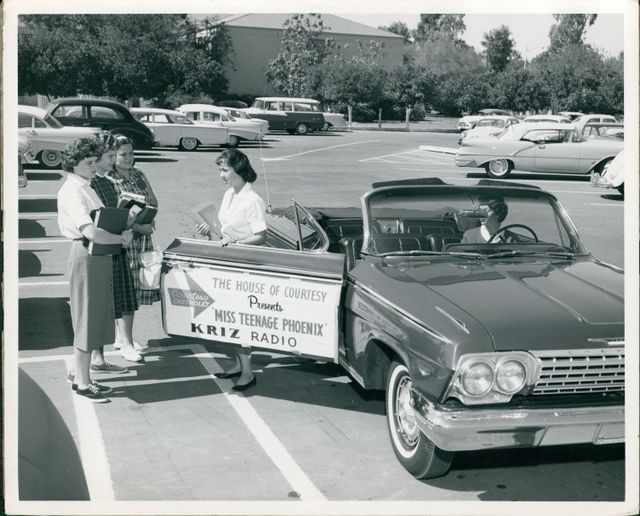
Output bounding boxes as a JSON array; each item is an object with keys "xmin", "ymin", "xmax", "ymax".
[
  {"xmin": 57, "ymin": 138, "xmax": 132, "ymax": 402},
  {"xmin": 196, "ymin": 149, "xmax": 266, "ymax": 391}
]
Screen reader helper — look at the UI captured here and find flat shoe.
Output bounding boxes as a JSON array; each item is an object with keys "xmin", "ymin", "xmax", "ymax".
[
  {"xmin": 214, "ymin": 370, "xmax": 241, "ymax": 379},
  {"xmin": 121, "ymin": 347, "xmax": 144, "ymax": 363},
  {"xmin": 232, "ymin": 376, "xmax": 257, "ymax": 392}
]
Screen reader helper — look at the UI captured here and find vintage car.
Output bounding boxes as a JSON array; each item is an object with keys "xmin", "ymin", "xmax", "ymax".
[
  {"xmin": 558, "ymin": 111, "xmax": 584, "ymax": 121},
  {"xmin": 176, "ymin": 104, "xmax": 268, "ymax": 147},
  {"xmin": 573, "ymin": 114, "xmax": 618, "ymax": 132},
  {"xmin": 456, "ymin": 122, "xmax": 623, "ymax": 178},
  {"xmin": 131, "ymin": 107, "xmax": 229, "ymax": 151},
  {"xmin": 161, "ymin": 178, "xmax": 624, "ymax": 479},
  {"xmin": 45, "ymin": 97, "xmax": 154, "ymax": 150},
  {"xmin": 523, "ymin": 114, "xmax": 571, "ymax": 124},
  {"xmin": 244, "ymin": 97, "xmax": 326, "ymax": 134},
  {"xmin": 458, "ymin": 116, "xmax": 520, "ymax": 145},
  {"xmin": 457, "ymin": 109, "xmax": 511, "ymax": 131},
  {"xmin": 18, "ymin": 134, "xmax": 34, "ymax": 187},
  {"xmin": 582, "ymin": 122, "xmax": 624, "ymax": 141},
  {"xmin": 18, "ymin": 105, "xmax": 100, "ymax": 169},
  {"xmin": 592, "ymin": 150, "xmax": 624, "ymax": 195}
]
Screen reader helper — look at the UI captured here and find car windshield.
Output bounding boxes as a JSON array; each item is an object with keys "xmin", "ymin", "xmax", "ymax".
[{"xmin": 362, "ymin": 187, "xmax": 585, "ymax": 257}]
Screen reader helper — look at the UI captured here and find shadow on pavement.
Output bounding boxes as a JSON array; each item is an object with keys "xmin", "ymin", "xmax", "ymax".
[
  {"xmin": 19, "ymin": 198, "xmax": 58, "ymax": 213},
  {"xmin": 465, "ymin": 172, "xmax": 591, "ymax": 182},
  {"xmin": 601, "ymin": 193, "xmax": 623, "ymax": 201},
  {"xmin": 24, "ymin": 171, "xmax": 64, "ymax": 181},
  {"xmin": 106, "ymin": 337, "xmax": 386, "ymax": 415},
  {"xmin": 19, "ymin": 368, "xmax": 89, "ymax": 500},
  {"xmin": 426, "ymin": 443, "xmax": 624, "ymax": 501},
  {"xmin": 19, "ymin": 297, "xmax": 74, "ymax": 350},
  {"xmin": 19, "ymin": 219, "xmax": 46, "ymax": 238},
  {"xmin": 133, "ymin": 156, "xmax": 179, "ymax": 163}
]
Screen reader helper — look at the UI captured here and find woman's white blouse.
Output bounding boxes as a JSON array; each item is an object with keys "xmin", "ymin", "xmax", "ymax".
[
  {"xmin": 218, "ymin": 183, "xmax": 267, "ymax": 241},
  {"xmin": 57, "ymin": 173, "xmax": 105, "ymax": 239}
]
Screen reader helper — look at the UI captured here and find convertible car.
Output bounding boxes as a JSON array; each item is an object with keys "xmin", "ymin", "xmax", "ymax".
[
  {"xmin": 161, "ymin": 178, "xmax": 624, "ymax": 479},
  {"xmin": 458, "ymin": 116, "xmax": 520, "ymax": 145},
  {"xmin": 456, "ymin": 122, "xmax": 623, "ymax": 178}
]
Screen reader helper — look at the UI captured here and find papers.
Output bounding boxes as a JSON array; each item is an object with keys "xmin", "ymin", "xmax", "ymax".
[
  {"xmin": 189, "ymin": 202, "xmax": 222, "ymax": 238},
  {"xmin": 87, "ymin": 208, "xmax": 129, "ymax": 255}
]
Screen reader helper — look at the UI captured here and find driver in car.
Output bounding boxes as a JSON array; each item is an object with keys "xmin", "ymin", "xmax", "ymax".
[{"xmin": 461, "ymin": 197, "xmax": 509, "ymax": 244}]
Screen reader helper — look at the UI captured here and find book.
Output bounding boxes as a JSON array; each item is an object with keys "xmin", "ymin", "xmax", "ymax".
[
  {"xmin": 135, "ymin": 205, "xmax": 158, "ymax": 225},
  {"xmin": 189, "ymin": 202, "xmax": 222, "ymax": 237},
  {"xmin": 87, "ymin": 207, "xmax": 130, "ymax": 255},
  {"xmin": 118, "ymin": 191, "xmax": 147, "ymax": 210}
]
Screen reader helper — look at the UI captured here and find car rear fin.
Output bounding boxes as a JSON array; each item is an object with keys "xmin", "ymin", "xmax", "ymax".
[
  {"xmin": 372, "ymin": 177, "xmax": 448, "ymax": 189},
  {"xmin": 475, "ymin": 179, "xmax": 541, "ymax": 190}
]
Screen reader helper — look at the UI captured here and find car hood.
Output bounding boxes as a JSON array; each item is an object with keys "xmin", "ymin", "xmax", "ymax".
[{"xmin": 363, "ymin": 257, "xmax": 624, "ymax": 352}]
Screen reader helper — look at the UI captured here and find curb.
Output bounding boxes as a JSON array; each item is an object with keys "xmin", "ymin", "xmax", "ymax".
[
  {"xmin": 418, "ymin": 145, "xmax": 457, "ymax": 155},
  {"xmin": 349, "ymin": 127, "xmax": 460, "ymax": 133}
]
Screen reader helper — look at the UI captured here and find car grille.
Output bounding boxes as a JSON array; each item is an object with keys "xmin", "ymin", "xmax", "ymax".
[{"xmin": 530, "ymin": 347, "xmax": 625, "ymax": 395}]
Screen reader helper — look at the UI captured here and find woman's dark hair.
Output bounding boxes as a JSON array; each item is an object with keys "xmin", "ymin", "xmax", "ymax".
[
  {"xmin": 92, "ymin": 131, "xmax": 117, "ymax": 154},
  {"xmin": 216, "ymin": 148, "xmax": 257, "ymax": 183},
  {"xmin": 61, "ymin": 138, "xmax": 101, "ymax": 172},
  {"xmin": 485, "ymin": 197, "xmax": 508, "ymax": 223},
  {"xmin": 113, "ymin": 135, "xmax": 134, "ymax": 151}
]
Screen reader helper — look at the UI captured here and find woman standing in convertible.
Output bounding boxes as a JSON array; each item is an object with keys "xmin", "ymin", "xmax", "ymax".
[{"xmin": 196, "ymin": 148, "xmax": 267, "ymax": 391}]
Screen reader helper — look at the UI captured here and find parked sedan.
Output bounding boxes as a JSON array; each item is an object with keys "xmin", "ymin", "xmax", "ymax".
[
  {"xmin": 18, "ymin": 105, "xmax": 100, "ymax": 168},
  {"xmin": 456, "ymin": 122, "xmax": 623, "ymax": 178},
  {"xmin": 457, "ymin": 109, "xmax": 511, "ymax": 130},
  {"xmin": 523, "ymin": 114, "xmax": 571, "ymax": 124},
  {"xmin": 458, "ymin": 116, "xmax": 520, "ymax": 145},
  {"xmin": 46, "ymin": 97, "xmax": 154, "ymax": 150},
  {"xmin": 177, "ymin": 104, "xmax": 267, "ymax": 147},
  {"xmin": 162, "ymin": 178, "xmax": 624, "ymax": 479},
  {"xmin": 573, "ymin": 113, "xmax": 618, "ymax": 131},
  {"xmin": 131, "ymin": 108, "xmax": 229, "ymax": 151},
  {"xmin": 582, "ymin": 122, "xmax": 624, "ymax": 140}
]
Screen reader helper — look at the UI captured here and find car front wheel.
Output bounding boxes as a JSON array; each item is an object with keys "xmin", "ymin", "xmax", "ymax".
[
  {"xmin": 227, "ymin": 135, "xmax": 240, "ymax": 148},
  {"xmin": 386, "ymin": 361, "xmax": 454, "ymax": 479},
  {"xmin": 485, "ymin": 159, "xmax": 513, "ymax": 178},
  {"xmin": 295, "ymin": 123, "xmax": 309, "ymax": 135},
  {"xmin": 179, "ymin": 137, "xmax": 199, "ymax": 151},
  {"xmin": 39, "ymin": 149, "xmax": 63, "ymax": 169}
]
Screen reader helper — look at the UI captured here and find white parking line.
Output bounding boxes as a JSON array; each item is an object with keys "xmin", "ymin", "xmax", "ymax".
[
  {"xmin": 20, "ymin": 238, "xmax": 69, "ymax": 244},
  {"xmin": 19, "ymin": 281, "xmax": 69, "ymax": 287},
  {"xmin": 65, "ymin": 357, "xmax": 115, "ymax": 501},
  {"xmin": 263, "ymin": 140, "xmax": 379, "ymax": 161},
  {"xmin": 19, "ymin": 194, "xmax": 58, "ymax": 199},
  {"xmin": 193, "ymin": 344, "xmax": 327, "ymax": 501},
  {"xmin": 591, "ymin": 203, "xmax": 624, "ymax": 207},
  {"xmin": 19, "ymin": 212, "xmax": 58, "ymax": 218}
]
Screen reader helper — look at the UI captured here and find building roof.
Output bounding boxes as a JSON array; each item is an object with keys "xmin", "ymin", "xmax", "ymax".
[{"xmin": 217, "ymin": 13, "xmax": 403, "ymax": 39}]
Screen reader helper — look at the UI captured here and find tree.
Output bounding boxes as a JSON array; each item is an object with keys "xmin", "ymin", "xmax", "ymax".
[
  {"xmin": 379, "ymin": 21, "xmax": 412, "ymax": 43},
  {"xmin": 413, "ymin": 14, "xmax": 465, "ymax": 42},
  {"xmin": 549, "ymin": 14, "xmax": 597, "ymax": 49},
  {"xmin": 413, "ymin": 36, "xmax": 484, "ymax": 76},
  {"xmin": 319, "ymin": 41, "xmax": 387, "ymax": 125},
  {"xmin": 265, "ymin": 14, "xmax": 336, "ymax": 97},
  {"xmin": 481, "ymin": 25, "xmax": 521, "ymax": 72},
  {"xmin": 18, "ymin": 15, "xmax": 232, "ymax": 101},
  {"xmin": 384, "ymin": 64, "xmax": 430, "ymax": 127}
]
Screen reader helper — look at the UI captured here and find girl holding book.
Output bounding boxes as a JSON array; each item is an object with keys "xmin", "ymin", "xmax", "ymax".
[
  {"xmin": 105, "ymin": 136, "xmax": 161, "ymax": 352},
  {"xmin": 91, "ymin": 132, "xmax": 143, "ymax": 364},
  {"xmin": 57, "ymin": 138, "xmax": 132, "ymax": 402},
  {"xmin": 195, "ymin": 148, "xmax": 267, "ymax": 391}
]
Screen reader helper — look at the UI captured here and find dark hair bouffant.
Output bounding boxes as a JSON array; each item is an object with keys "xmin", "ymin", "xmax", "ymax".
[
  {"xmin": 481, "ymin": 196, "xmax": 508, "ymax": 223},
  {"xmin": 216, "ymin": 148, "xmax": 257, "ymax": 183},
  {"xmin": 61, "ymin": 137, "xmax": 101, "ymax": 172},
  {"xmin": 92, "ymin": 130, "xmax": 117, "ymax": 154}
]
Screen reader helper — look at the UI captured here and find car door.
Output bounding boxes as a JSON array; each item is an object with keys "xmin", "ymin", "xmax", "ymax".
[
  {"xmin": 533, "ymin": 129, "xmax": 581, "ymax": 172},
  {"xmin": 89, "ymin": 105, "xmax": 126, "ymax": 132},
  {"xmin": 162, "ymin": 202, "xmax": 345, "ymax": 361},
  {"xmin": 251, "ymin": 101, "xmax": 288, "ymax": 131},
  {"xmin": 144, "ymin": 113, "xmax": 178, "ymax": 146}
]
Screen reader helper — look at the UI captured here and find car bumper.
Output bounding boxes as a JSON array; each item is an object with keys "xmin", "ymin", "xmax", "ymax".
[{"xmin": 413, "ymin": 397, "xmax": 625, "ymax": 451}]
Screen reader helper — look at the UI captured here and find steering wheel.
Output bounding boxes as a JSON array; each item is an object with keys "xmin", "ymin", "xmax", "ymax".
[{"xmin": 489, "ymin": 224, "xmax": 539, "ymax": 243}]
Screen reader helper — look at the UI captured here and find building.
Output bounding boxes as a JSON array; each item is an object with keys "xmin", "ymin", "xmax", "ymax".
[{"xmin": 211, "ymin": 14, "xmax": 405, "ymax": 98}]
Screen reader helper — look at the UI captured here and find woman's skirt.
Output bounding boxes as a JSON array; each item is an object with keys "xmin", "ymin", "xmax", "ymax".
[
  {"xmin": 68, "ymin": 240, "xmax": 115, "ymax": 351},
  {"xmin": 127, "ymin": 234, "xmax": 161, "ymax": 305},
  {"xmin": 113, "ymin": 249, "xmax": 139, "ymax": 318}
]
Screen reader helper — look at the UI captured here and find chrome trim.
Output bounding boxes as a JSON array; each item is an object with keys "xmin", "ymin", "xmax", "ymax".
[
  {"xmin": 530, "ymin": 348, "xmax": 625, "ymax": 395},
  {"xmin": 351, "ymin": 281, "xmax": 452, "ymax": 344},
  {"xmin": 293, "ymin": 201, "xmax": 331, "ymax": 253},
  {"xmin": 435, "ymin": 305, "xmax": 469, "ymax": 334},
  {"xmin": 413, "ymin": 395, "xmax": 625, "ymax": 452},
  {"xmin": 338, "ymin": 355, "xmax": 366, "ymax": 388},
  {"xmin": 164, "ymin": 255, "xmax": 343, "ymax": 283}
]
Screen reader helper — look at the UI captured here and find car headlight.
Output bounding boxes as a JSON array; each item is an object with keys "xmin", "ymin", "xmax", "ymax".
[
  {"xmin": 461, "ymin": 362, "xmax": 493, "ymax": 395},
  {"xmin": 495, "ymin": 360, "xmax": 526, "ymax": 394},
  {"xmin": 444, "ymin": 352, "xmax": 538, "ymax": 405}
]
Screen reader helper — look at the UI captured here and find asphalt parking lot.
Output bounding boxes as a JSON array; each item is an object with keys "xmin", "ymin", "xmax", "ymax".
[{"xmin": 13, "ymin": 129, "xmax": 626, "ymax": 507}]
